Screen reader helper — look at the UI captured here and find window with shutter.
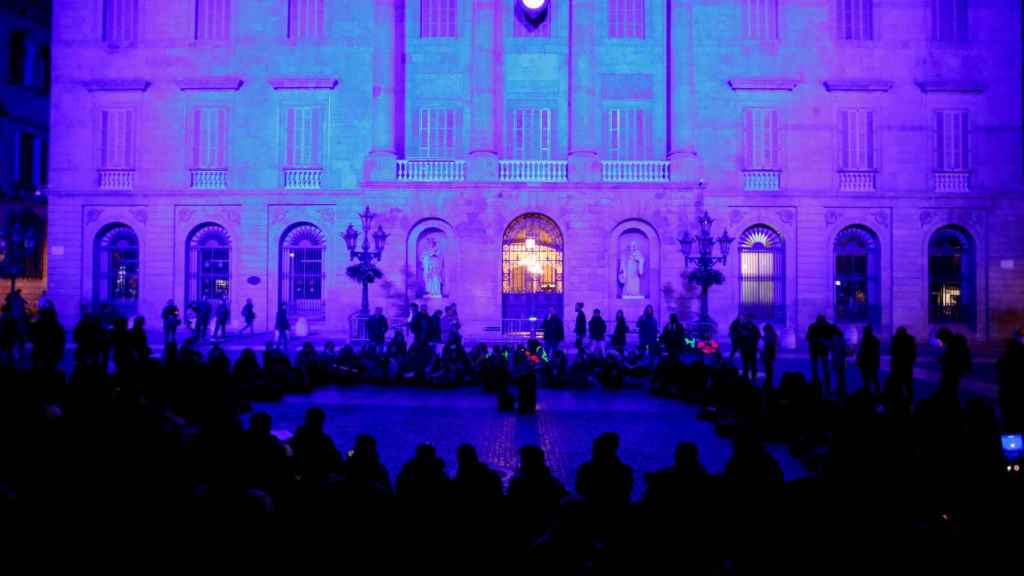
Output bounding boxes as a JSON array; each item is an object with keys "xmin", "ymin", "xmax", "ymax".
[
  {"xmin": 933, "ymin": 0, "xmax": 968, "ymax": 42},
  {"xmin": 609, "ymin": 0, "xmax": 645, "ymax": 39},
  {"xmin": 838, "ymin": 0, "xmax": 873, "ymax": 41},
  {"xmin": 935, "ymin": 110, "xmax": 969, "ymax": 171},
  {"xmin": 191, "ymin": 108, "xmax": 228, "ymax": 169},
  {"xmin": 839, "ymin": 109, "xmax": 875, "ymax": 171},
  {"xmin": 510, "ymin": 108, "xmax": 553, "ymax": 160},
  {"xmin": 288, "ymin": 0, "xmax": 325, "ymax": 39},
  {"xmin": 606, "ymin": 108, "xmax": 652, "ymax": 160},
  {"xmin": 196, "ymin": 0, "xmax": 231, "ymax": 41},
  {"xmin": 103, "ymin": 0, "xmax": 138, "ymax": 45},
  {"xmin": 418, "ymin": 108, "xmax": 463, "ymax": 159},
  {"xmin": 100, "ymin": 109, "xmax": 134, "ymax": 169},
  {"xmin": 743, "ymin": 108, "xmax": 780, "ymax": 169},
  {"xmin": 744, "ymin": 0, "xmax": 779, "ymax": 40},
  {"xmin": 285, "ymin": 106, "xmax": 324, "ymax": 167},
  {"xmin": 421, "ymin": 0, "xmax": 458, "ymax": 38}
]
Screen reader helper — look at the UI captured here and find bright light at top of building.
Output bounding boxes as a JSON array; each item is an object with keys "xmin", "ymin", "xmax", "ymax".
[{"xmin": 521, "ymin": 0, "xmax": 548, "ymax": 11}]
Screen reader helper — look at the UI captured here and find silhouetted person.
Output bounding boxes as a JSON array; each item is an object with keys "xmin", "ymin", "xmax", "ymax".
[
  {"xmin": 242, "ymin": 412, "xmax": 291, "ymax": 497},
  {"xmin": 830, "ymin": 326, "xmax": 849, "ymax": 398},
  {"xmin": 937, "ymin": 328, "xmax": 971, "ymax": 400},
  {"xmin": 575, "ymin": 432, "xmax": 633, "ymax": 510},
  {"xmin": 429, "ymin": 310, "xmax": 443, "ymax": 347},
  {"xmin": 890, "ymin": 326, "xmax": 917, "ymax": 403},
  {"xmin": 728, "ymin": 315, "xmax": 742, "ymax": 364},
  {"xmin": 453, "ymin": 444, "xmax": 503, "ymax": 507},
  {"xmin": 588, "ymin": 308, "xmax": 607, "ymax": 355},
  {"xmin": 857, "ymin": 325, "xmax": 881, "ymax": 395},
  {"xmin": 737, "ymin": 313, "xmax": 761, "ymax": 382},
  {"xmin": 410, "ymin": 304, "xmax": 431, "ymax": 347},
  {"xmin": 213, "ymin": 300, "xmax": 229, "ymax": 340},
  {"xmin": 241, "ymin": 298, "xmax": 256, "ymax": 336},
  {"xmin": 340, "ymin": 433, "xmax": 393, "ymax": 499},
  {"xmin": 396, "ymin": 443, "xmax": 449, "ymax": 506},
  {"xmin": 508, "ymin": 445, "xmax": 567, "ymax": 541},
  {"xmin": 130, "ymin": 315, "xmax": 150, "ymax": 363},
  {"xmin": 574, "ymin": 302, "xmax": 587, "ymax": 351},
  {"xmin": 997, "ymin": 331, "xmax": 1024, "ymax": 431},
  {"xmin": 161, "ymin": 299, "xmax": 180, "ymax": 346},
  {"xmin": 275, "ymin": 303, "xmax": 290, "ymax": 349},
  {"xmin": 542, "ymin": 308, "xmax": 564, "ymax": 357},
  {"xmin": 806, "ymin": 315, "xmax": 832, "ymax": 392},
  {"xmin": 637, "ymin": 304, "xmax": 658, "ymax": 357},
  {"xmin": 387, "ymin": 330, "xmax": 407, "ymax": 357},
  {"xmin": 761, "ymin": 323, "xmax": 778, "ymax": 391},
  {"xmin": 29, "ymin": 306, "xmax": 65, "ymax": 372},
  {"xmin": 288, "ymin": 407, "xmax": 340, "ymax": 483},
  {"xmin": 196, "ymin": 299, "xmax": 212, "ymax": 341},
  {"xmin": 367, "ymin": 307, "xmax": 388, "ymax": 353},
  {"xmin": 725, "ymin": 435, "xmax": 783, "ymax": 488},
  {"xmin": 611, "ymin": 310, "xmax": 628, "ymax": 354},
  {"xmin": 660, "ymin": 313, "xmax": 686, "ymax": 356},
  {"xmin": 643, "ymin": 441, "xmax": 709, "ymax": 508}
]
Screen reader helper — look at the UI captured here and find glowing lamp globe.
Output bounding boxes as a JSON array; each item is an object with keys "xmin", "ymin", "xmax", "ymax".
[{"xmin": 521, "ymin": 0, "xmax": 547, "ymax": 10}]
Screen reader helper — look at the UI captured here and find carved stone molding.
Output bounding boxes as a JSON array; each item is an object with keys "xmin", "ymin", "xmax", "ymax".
[
  {"xmin": 268, "ymin": 77, "xmax": 339, "ymax": 90},
  {"xmin": 823, "ymin": 79, "xmax": 894, "ymax": 93},
  {"xmin": 919, "ymin": 208, "xmax": 986, "ymax": 229},
  {"xmin": 825, "ymin": 210, "xmax": 844, "ymax": 227},
  {"xmin": 870, "ymin": 209, "xmax": 890, "ymax": 229},
  {"xmin": 85, "ymin": 208, "xmax": 104, "ymax": 224},
  {"xmin": 177, "ymin": 77, "xmax": 245, "ymax": 91},
  {"xmin": 178, "ymin": 207, "xmax": 197, "ymax": 224},
  {"xmin": 84, "ymin": 78, "xmax": 151, "ymax": 92},
  {"xmin": 727, "ymin": 77, "xmax": 801, "ymax": 92},
  {"xmin": 129, "ymin": 208, "xmax": 148, "ymax": 224},
  {"xmin": 914, "ymin": 79, "xmax": 987, "ymax": 94},
  {"xmin": 777, "ymin": 209, "xmax": 794, "ymax": 225}
]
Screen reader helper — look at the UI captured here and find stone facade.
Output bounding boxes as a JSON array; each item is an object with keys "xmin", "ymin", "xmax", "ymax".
[{"xmin": 47, "ymin": 0, "xmax": 1024, "ymax": 341}]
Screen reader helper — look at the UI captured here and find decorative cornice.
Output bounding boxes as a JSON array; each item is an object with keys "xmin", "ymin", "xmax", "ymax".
[
  {"xmin": 177, "ymin": 77, "xmax": 244, "ymax": 91},
  {"xmin": 914, "ymin": 79, "xmax": 987, "ymax": 94},
  {"xmin": 823, "ymin": 79, "xmax": 893, "ymax": 93},
  {"xmin": 268, "ymin": 77, "xmax": 339, "ymax": 90},
  {"xmin": 727, "ymin": 78, "xmax": 801, "ymax": 92},
  {"xmin": 84, "ymin": 78, "xmax": 150, "ymax": 92}
]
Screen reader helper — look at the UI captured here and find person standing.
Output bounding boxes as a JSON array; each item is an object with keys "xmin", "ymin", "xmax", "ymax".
[
  {"xmin": 542, "ymin": 308, "xmax": 564, "ymax": 357},
  {"xmin": 574, "ymin": 302, "xmax": 587, "ymax": 352},
  {"xmin": 588, "ymin": 308, "xmax": 607, "ymax": 356},
  {"xmin": 637, "ymin": 305, "xmax": 658, "ymax": 357},
  {"xmin": 856, "ymin": 325, "xmax": 881, "ymax": 395},
  {"xmin": 727, "ymin": 315, "xmax": 742, "ymax": 365},
  {"xmin": 761, "ymin": 323, "xmax": 778, "ymax": 391},
  {"xmin": 889, "ymin": 326, "xmax": 917, "ymax": 403},
  {"xmin": 368, "ymin": 306, "xmax": 389, "ymax": 354},
  {"xmin": 275, "ymin": 303, "xmax": 290, "ymax": 349},
  {"xmin": 738, "ymin": 314, "xmax": 761, "ymax": 383},
  {"xmin": 213, "ymin": 300, "xmax": 230, "ymax": 340},
  {"xmin": 660, "ymin": 313, "xmax": 685, "ymax": 357},
  {"xmin": 241, "ymin": 298, "xmax": 256, "ymax": 336},
  {"xmin": 806, "ymin": 315, "xmax": 832, "ymax": 393},
  {"xmin": 197, "ymin": 299, "xmax": 212, "ymax": 342},
  {"xmin": 611, "ymin": 310, "xmax": 628, "ymax": 354},
  {"xmin": 830, "ymin": 326, "xmax": 849, "ymax": 398},
  {"xmin": 161, "ymin": 299, "xmax": 180, "ymax": 346},
  {"xmin": 411, "ymin": 304, "xmax": 432, "ymax": 348}
]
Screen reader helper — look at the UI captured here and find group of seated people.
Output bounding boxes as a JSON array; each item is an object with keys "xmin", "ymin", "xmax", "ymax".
[{"xmin": 1, "ymin": 303, "xmax": 1023, "ymax": 569}]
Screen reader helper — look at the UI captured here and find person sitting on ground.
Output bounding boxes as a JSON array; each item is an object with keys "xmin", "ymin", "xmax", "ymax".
[
  {"xmin": 575, "ymin": 432, "xmax": 633, "ymax": 510},
  {"xmin": 453, "ymin": 444, "xmax": 504, "ymax": 508},
  {"xmin": 643, "ymin": 441, "xmax": 709, "ymax": 508},
  {"xmin": 287, "ymin": 407, "xmax": 341, "ymax": 484},
  {"xmin": 508, "ymin": 445, "xmax": 568, "ymax": 541},
  {"xmin": 395, "ymin": 443, "xmax": 450, "ymax": 507},
  {"xmin": 340, "ymin": 433, "xmax": 393, "ymax": 499}
]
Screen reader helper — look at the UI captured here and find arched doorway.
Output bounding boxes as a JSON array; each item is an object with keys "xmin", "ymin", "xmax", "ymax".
[
  {"xmin": 833, "ymin": 225, "xmax": 880, "ymax": 326},
  {"xmin": 279, "ymin": 222, "xmax": 326, "ymax": 320},
  {"xmin": 738, "ymin": 224, "xmax": 785, "ymax": 323},
  {"xmin": 929, "ymin": 225, "xmax": 974, "ymax": 328},
  {"xmin": 502, "ymin": 213, "xmax": 563, "ymax": 334},
  {"xmin": 185, "ymin": 223, "xmax": 231, "ymax": 308},
  {"xmin": 94, "ymin": 223, "xmax": 139, "ymax": 317}
]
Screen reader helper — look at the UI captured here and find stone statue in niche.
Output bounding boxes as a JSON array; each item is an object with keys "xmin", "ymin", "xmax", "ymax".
[
  {"xmin": 420, "ymin": 237, "xmax": 445, "ymax": 298},
  {"xmin": 618, "ymin": 240, "xmax": 646, "ymax": 299}
]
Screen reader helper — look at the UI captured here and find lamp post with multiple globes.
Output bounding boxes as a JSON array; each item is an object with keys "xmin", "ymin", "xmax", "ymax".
[
  {"xmin": 343, "ymin": 205, "xmax": 389, "ymax": 339},
  {"xmin": 678, "ymin": 211, "xmax": 734, "ymax": 341}
]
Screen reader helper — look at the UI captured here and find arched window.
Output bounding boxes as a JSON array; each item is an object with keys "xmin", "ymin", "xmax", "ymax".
[
  {"xmin": 833, "ymin": 225, "xmax": 880, "ymax": 325},
  {"xmin": 94, "ymin": 223, "xmax": 139, "ymax": 316},
  {"xmin": 502, "ymin": 213, "xmax": 563, "ymax": 333},
  {"xmin": 280, "ymin": 223, "xmax": 326, "ymax": 320},
  {"xmin": 186, "ymin": 223, "xmax": 230, "ymax": 307},
  {"xmin": 738, "ymin": 225, "xmax": 784, "ymax": 323},
  {"xmin": 929, "ymin": 225, "xmax": 974, "ymax": 327}
]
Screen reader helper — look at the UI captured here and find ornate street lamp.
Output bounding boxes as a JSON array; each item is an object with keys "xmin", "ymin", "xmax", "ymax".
[
  {"xmin": 344, "ymin": 206, "xmax": 388, "ymax": 340},
  {"xmin": 678, "ymin": 210, "xmax": 734, "ymax": 341}
]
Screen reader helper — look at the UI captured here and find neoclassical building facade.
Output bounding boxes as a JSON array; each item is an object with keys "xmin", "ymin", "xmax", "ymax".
[{"xmin": 46, "ymin": 0, "xmax": 1024, "ymax": 341}]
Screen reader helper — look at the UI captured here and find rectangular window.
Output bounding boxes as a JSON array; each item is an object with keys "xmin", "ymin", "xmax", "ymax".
[
  {"xmin": 196, "ymin": 0, "xmax": 231, "ymax": 41},
  {"xmin": 509, "ymin": 108, "xmax": 553, "ymax": 161},
  {"xmin": 606, "ymin": 108, "xmax": 652, "ymax": 160},
  {"xmin": 933, "ymin": 0, "xmax": 968, "ymax": 42},
  {"xmin": 743, "ymin": 108, "xmax": 780, "ymax": 169},
  {"xmin": 16, "ymin": 133, "xmax": 36, "ymax": 187},
  {"xmin": 417, "ymin": 108, "xmax": 462, "ymax": 159},
  {"xmin": 100, "ymin": 109, "xmax": 134, "ymax": 169},
  {"xmin": 609, "ymin": 0, "xmax": 645, "ymax": 39},
  {"xmin": 9, "ymin": 31, "xmax": 27, "ymax": 85},
  {"xmin": 744, "ymin": 0, "xmax": 778, "ymax": 40},
  {"xmin": 935, "ymin": 110, "xmax": 969, "ymax": 171},
  {"xmin": 285, "ymin": 106, "xmax": 324, "ymax": 167},
  {"xmin": 191, "ymin": 108, "xmax": 228, "ymax": 169},
  {"xmin": 288, "ymin": 0, "xmax": 325, "ymax": 39},
  {"xmin": 839, "ymin": 109, "xmax": 875, "ymax": 170},
  {"xmin": 838, "ymin": 0, "xmax": 872, "ymax": 41},
  {"xmin": 420, "ymin": 0, "xmax": 457, "ymax": 38},
  {"xmin": 103, "ymin": 0, "xmax": 138, "ymax": 45},
  {"xmin": 514, "ymin": 0, "xmax": 552, "ymax": 37}
]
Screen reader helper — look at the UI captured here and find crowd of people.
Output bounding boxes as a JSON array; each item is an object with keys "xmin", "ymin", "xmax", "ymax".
[{"xmin": 2, "ymin": 290, "xmax": 1023, "ymax": 568}]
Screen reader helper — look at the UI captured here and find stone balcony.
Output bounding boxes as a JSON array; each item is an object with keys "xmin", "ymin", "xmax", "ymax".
[
  {"xmin": 98, "ymin": 169, "xmax": 135, "ymax": 191},
  {"xmin": 499, "ymin": 160, "xmax": 569, "ymax": 182},
  {"xmin": 742, "ymin": 169, "xmax": 781, "ymax": 191},
  {"xmin": 601, "ymin": 160, "xmax": 671, "ymax": 183},
  {"xmin": 189, "ymin": 169, "xmax": 227, "ymax": 190},
  {"xmin": 283, "ymin": 168, "xmax": 322, "ymax": 190},
  {"xmin": 838, "ymin": 170, "xmax": 877, "ymax": 193},
  {"xmin": 934, "ymin": 171, "xmax": 970, "ymax": 192},
  {"xmin": 396, "ymin": 160, "xmax": 466, "ymax": 182}
]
